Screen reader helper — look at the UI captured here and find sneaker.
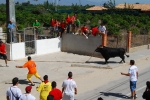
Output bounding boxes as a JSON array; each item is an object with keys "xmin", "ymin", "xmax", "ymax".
[
  {"xmin": 6, "ymin": 65, "xmax": 9, "ymax": 67},
  {"xmin": 134, "ymin": 94, "xmax": 137, "ymax": 99},
  {"xmin": 86, "ymin": 36, "xmax": 88, "ymax": 39}
]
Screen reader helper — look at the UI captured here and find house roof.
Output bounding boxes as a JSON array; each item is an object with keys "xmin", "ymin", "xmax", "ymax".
[
  {"xmin": 116, "ymin": 4, "xmax": 150, "ymax": 11},
  {"xmin": 86, "ymin": 6, "xmax": 107, "ymax": 10}
]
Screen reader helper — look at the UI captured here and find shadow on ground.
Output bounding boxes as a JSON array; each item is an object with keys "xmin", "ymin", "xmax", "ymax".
[
  {"xmin": 85, "ymin": 61, "xmax": 118, "ymax": 65},
  {"xmin": 100, "ymin": 92, "xmax": 129, "ymax": 99}
]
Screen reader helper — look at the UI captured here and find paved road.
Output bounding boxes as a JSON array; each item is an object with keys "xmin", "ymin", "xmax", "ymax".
[{"xmin": 76, "ymin": 66, "xmax": 150, "ymax": 100}]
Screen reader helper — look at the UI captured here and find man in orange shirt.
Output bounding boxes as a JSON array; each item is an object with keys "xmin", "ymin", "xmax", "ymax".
[
  {"xmin": 0, "ymin": 40, "xmax": 8, "ymax": 66},
  {"xmin": 16, "ymin": 56, "xmax": 43, "ymax": 86}
]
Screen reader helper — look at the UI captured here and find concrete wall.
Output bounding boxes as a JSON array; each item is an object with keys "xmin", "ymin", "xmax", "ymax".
[
  {"xmin": 6, "ymin": 42, "xmax": 25, "ymax": 60},
  {"xmin": 61, "ymin": 34, "xmax": 102, "ymax": 57},
  {"xmin": 5, "ymin": 37, "xmax": 61, "ymax": 60},
  {"xmin": 36, "ymin": 37, "xmax": 61, "ymax": 55}
]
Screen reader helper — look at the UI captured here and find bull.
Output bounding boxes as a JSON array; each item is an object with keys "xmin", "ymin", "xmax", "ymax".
[{"xmin": 95, "ymin": 47, "xmax": 129, "ymax": 64}]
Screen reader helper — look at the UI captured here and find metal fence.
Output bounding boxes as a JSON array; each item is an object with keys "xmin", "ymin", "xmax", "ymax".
[
  {"xmin": 107, "ymin": 33, "xmax": 128, "ymax": 50},
  {"xmin": 131, "ymin": 34, "xmax": 150, "ymax": 47},
  {"xmin": 23, "ymin": 27, "xmax": 59, "ymax": 55}
]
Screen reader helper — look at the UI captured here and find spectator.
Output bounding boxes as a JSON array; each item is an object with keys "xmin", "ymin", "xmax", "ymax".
[
  {"xmin": 47, "ymin": 95, "xmax": 54, "ymax": 100},
  {"xmin": 0, "ymin": 40, "xmax": 8, "ymax": 67},
  {"xmin": 54, "ymin": 20, "xmax": 60, "ymax": 37},
  {"xmin": 50, "ymin": 18, "xmax": 56, "ymax": 28},
  {"xmin": 62, "ymin": 71, "xmax": 77, "ymax": 100},
  {"xmin": 19, "ymin": 86, "xmax": 36, "ymax": 100},
  {"xmin": 6, "ymin": 77, "xmax": 22, "ymax": 100},
  {"xmin": 36, "ymin": 75, "xmax": 52, "ymax": 100},
  {"xmin": 16, "ymin": 56, "xmax": 43, "ymax": 86},
  {"xmin": 66, "ymin": 14, "xmax": 71, "ymax": 33},
  {"xmin": 81, "ymin": 25, "xmax": 89, "ymax": 39},
  {"xmin": 74, "ymin": 19, "xmax": 80, "ymax": 34},
  {"xmin": 121, "ymin": 60, "xmax": 138, "ymax": 100},
  {"xmin": 98, "ymin": 23, "xmax": 106, "ymax": 35},
  {"xmin": 7, "ymin": 20, "xmax": 18, "ymax": 43},
  {"xmin": 97, "ymin": 97, "xmax": 103, "ymax": 100},
  {"xmin": 142, "ymin": 81, "xmax": 150, "ymax": 100},
  {"xmin": 71, "ymin": 14, "xmax": 76, "ymax": 34},
  {"xmin": 33, "ymin": 19, "xmax": 41, "ymax": 39},
  {"xmin": 90, "ymin": 25, "xmax": 99, "ymax": 36},
  {"xmin": 59, "ymin": 20, "xmax": 66, "ymax": 38},
  {"xmin": 49, "ymin": 81, "xmax": 62, "ymax": 100}
]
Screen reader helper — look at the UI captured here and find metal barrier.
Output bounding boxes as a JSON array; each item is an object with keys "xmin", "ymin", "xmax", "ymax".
[{"xmin": 107, "ymin": 33, "xmax": 128, "ymax": 50}]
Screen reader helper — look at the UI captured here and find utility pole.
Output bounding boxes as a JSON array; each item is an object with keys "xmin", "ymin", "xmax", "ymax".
[{"xmin": 6, "ymin": 0, "xmax": 16, "ymax": 43}]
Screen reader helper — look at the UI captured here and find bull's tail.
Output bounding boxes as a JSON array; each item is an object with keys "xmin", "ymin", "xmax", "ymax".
[{"xmin": 125, "ymin": 53, "xmax": 129, "ymax": 57}]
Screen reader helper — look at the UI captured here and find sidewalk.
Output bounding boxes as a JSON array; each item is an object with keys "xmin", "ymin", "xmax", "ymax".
[{"xmin": 0, "ymin": 49, "xmax": 150, "ymax": 99}]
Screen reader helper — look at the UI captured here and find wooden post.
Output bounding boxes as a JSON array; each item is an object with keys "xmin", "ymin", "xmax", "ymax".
[
  {"xmin": 102, "ymin": 34, "xmax": 107, "ymax": 46},
  {"xmin": 127, "ymin": 31, "xmax": 132, "ymax": 52}
]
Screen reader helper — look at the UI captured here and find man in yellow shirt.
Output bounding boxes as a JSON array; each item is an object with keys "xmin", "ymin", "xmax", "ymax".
[
  {"xmin": 16, "ymin": 56, "xmax": 43, "ymax": 86},
  {"xmin": 36, "ymin": 75, "xmax": 52, "ymax": 100}
]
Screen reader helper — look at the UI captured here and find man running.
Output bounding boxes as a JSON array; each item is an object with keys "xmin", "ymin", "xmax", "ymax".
[
  {"xmin": 0, "ymin": 40, "xmax": 8, "ymax": 66},
  {"xmin": 16, "ymin": 56, "xmax": 43, "ymax": 86}
]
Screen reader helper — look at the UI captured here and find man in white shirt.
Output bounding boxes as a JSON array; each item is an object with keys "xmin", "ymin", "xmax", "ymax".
[
  {"xmin": 6, "ymin": 77, "xmax": 22, "ymax": 100},
  {"xmin": 19, "ymin": 85, "xmax": 36, "ymax": 100},
  {"xmin": 98, "ymin": 23, "xmax": 106, "ymax": 34},
  {"xmin": 62, "ymin": 71, "xmax": 77, "ymax": 100},
  {"xmin": 121, "ymin": 60, "xmax": 138, "ymax": 100}
]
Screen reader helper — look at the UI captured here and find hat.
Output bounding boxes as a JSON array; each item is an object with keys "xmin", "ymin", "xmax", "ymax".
[{"xmin": 25, "ymin": 86, "xmax": 32, "ymax": 92}]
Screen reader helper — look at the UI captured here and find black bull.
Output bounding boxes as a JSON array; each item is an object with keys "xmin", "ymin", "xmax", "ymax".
[{"xmin": 95, "ymin": 47, "xmax": 129, "ymax": 64}]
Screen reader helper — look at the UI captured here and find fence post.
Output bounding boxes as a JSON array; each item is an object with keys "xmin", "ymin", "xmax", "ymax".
[
  {"xmin": 127, "ymin": 31, "xmax": 132, "ymax": 52},
  {"xmin": 102, "ymin": 34, "xmax": 107, "ymax": 46}
]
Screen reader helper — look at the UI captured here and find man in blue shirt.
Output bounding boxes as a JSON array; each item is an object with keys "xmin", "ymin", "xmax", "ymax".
[{"xmin": 7, "ymin": 20, "xmax": 18, "ymax": 43}]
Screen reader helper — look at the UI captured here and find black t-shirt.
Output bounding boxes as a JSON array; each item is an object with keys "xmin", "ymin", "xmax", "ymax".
[{"xmin": 143, "ymin": 91, "xmax": 150, "ymax": 100}]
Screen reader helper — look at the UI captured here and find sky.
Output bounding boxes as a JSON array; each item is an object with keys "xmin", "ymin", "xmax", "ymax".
[{"xmin": 0, "ymin": 0, "xmax": 150, "ymax": 5}]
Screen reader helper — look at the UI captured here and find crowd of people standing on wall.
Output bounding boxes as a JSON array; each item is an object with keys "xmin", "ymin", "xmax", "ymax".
[{"xmin": 50, "ymin": 14, "xmax": 107, "ymax": 39}]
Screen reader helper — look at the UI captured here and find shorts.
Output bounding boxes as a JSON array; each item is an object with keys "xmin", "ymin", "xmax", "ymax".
[
  {"xmin": 130, "ymin": 81, "xmax": 137, "ymax": 92},
  {"xmin": 0, "ymin": 53, "xmax": 7, "ymax": 60},
  {"xmin": 62, "ymin": 92, "xmax": 74, "ymax": 100},
  {"xmin": 27, "ymin": 72, "xmax": 40, "ymax": 80}
]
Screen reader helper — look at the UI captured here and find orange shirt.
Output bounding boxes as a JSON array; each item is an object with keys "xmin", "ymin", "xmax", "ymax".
[{"xmin": 23, "ymin": 60, "xmax": 37, "ymax": 74}]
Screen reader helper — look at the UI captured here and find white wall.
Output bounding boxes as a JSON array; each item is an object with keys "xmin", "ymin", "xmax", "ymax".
[
  {"xmin": 6, "ymin": 42, "xmax": 25, "ymax": 60},
  {"xmin": 5, "ymin": 37, "xmax": 61, "ymax": 60},
  {"xmin": 36, "ymin": 37, "xmax": 61, "ymax": 55}
]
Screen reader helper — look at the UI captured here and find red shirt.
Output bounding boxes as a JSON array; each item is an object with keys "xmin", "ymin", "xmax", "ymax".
[
  {"xmin": 66, "ymin": 17, "xmax": 71, "ymax": 24},
  {"xmin": 92, "ymin": 27, "xmax": 99, "ymax": 36},
  {"xmin": 81, "ymin": 26, "xmax": 88, "ymax": 32},
  {"xmin": 0, "ymin": 43, "xmax": 6, "ymax": 54},
  {"xmin": 61, "ymin": 23, "xmax": 66, "ymax": 29},
  {"xmin": 49, "ymin": 88, "xmax": 62, "ymax": 100},
  {"xmin": 71, "ymin": 16, "xmax": 76, "ymax": 24},
  {"xmin": 51, "ymin": 20, "xmax": 55, "ymax": 27}
]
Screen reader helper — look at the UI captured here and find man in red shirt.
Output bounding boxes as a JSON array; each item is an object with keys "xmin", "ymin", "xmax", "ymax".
[
  {"xmin": 91, "ymin": 26, "xmax": 99, "ymax": 36},
  {"xmin": 66, "ymin": 14, "xmax": 71, "ymax": 33},
  {"xmin": 0, "ymin": 40, "xmax": 8, "ymax": 66},
  {"xmin": 81, "ymin": 25, "xmax": 89, "ymax": 39},
  {"xmin": 49, "ymin": 81, "xmax": 62, "ymax": 100},
  {"xmin": 59, "ymin": 20, "xmax": 66, "ymax": 37}
]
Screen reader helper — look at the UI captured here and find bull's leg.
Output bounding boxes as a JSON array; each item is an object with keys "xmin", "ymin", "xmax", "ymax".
[
  {"xmin": 105, "ymin": 58, "xmax": 109, "ymax": 64},
  {"xmin": 120, "ymin": 55, "xmax": 125, "ymax": 63}
]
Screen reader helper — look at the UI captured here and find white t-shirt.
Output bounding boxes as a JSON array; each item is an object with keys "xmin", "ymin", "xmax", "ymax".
[
  {"xmin": 62, "ymin": 79, "xmax": 77, "ymax": 94},
  {"xmin": 6, "ymin": 86, "xmax": 22, "ymax": 100},
  {"xmin": 128, "ymin": 65, "xmax": 138, "ymax": 81},
  {"xmin": 19, "ymin": 93, "xmax": 36, "ymax": 100},
  {"xmin": 98, "ymin": 25, "xmax": 106, "ymax": 34}
]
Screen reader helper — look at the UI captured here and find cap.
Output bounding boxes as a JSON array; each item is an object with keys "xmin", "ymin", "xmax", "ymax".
[{"xmin": 25, "ymin": 86, "xmax": 32, "ymax": 92}]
